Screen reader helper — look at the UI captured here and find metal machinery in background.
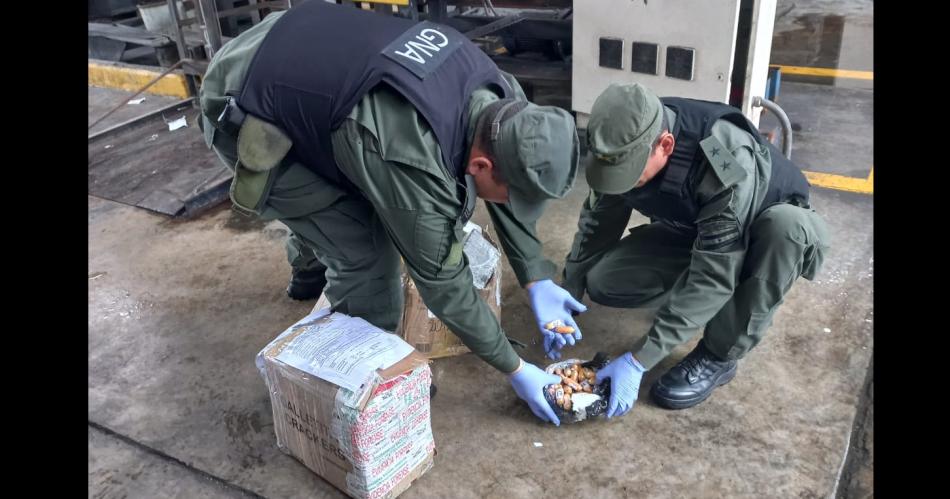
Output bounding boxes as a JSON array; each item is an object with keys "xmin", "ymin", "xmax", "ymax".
[
  {"xmin": 431, "ymin": 0, "xmax": 573, "ymax": 102},
  {"xmin": 92, "ymin": 0, "xmax": 785, "ymax": 135},
  {"xmin": 571, "ymin": 0, "xmax": 778, "ymax": 129},
  {"xmin": 121, "ymin": 0, "xmax": 577, "ymax": 100}
]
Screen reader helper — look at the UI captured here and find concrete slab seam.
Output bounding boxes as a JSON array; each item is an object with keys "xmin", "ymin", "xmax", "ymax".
[{"xmin": 89, "ymin": 420, "xmax": 267, "ymax": 499}]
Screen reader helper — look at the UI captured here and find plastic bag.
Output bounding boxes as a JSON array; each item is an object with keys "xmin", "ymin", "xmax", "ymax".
[{"xmin": 542, "ymin": 352, "xmax": 612, "ymax": 423}]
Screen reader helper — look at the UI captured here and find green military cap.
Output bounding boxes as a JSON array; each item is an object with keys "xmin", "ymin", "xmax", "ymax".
[
  {"xmin": 585, "ymin": 83, "xmax": 664, "ymax": 194},
  {"xmin": 491, "ymin": 101, "xmax": 579, "ymax": 222}
]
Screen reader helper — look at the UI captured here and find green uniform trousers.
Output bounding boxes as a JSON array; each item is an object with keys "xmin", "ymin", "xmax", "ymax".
[
  {"xmin": 209, "ymin": 130, "xmax": 403, "ymax": 332},
  {"xmin": 584, "ymin": 203, "xmax": 829, "ymax": 360}
]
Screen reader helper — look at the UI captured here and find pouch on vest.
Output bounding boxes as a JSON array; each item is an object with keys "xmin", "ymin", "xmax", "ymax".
[
  {"xmin": 229, "ymin": 114, "xmax": 293, "ymax": 214},
  {"xmin": 229, "ymin": 164, "xmax": 277, "ymax": 215},
  {"xmin": 238, "ymin": 114, "xmax": 293, "ymax": 172}
]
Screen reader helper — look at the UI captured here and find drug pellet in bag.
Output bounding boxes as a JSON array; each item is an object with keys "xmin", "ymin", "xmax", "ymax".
[{"xmin": 543, "ymin": 352, "xmax": 611, "ymax": 424}]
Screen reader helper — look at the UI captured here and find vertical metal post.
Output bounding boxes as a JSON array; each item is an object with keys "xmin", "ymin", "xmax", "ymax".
[
  {"xmin": 166, "ymin": 0, "xmax": 198, "ymax": 97},
  {"xmin": 196, "ymin": 0, "xmax": 224, "ymax": 58},
  {"xmin": 166, "ymin": 0, "xmax": 190, "ymax": 61},
  {"xmin": 430, "ymin": 0, "xmax": 447, "ymax": 23},
  {"xmin": 248, "ymin": 0, "xmax": 262, "ymax": 23}
]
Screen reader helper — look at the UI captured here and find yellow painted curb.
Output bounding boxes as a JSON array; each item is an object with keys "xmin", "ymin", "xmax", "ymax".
[
  {"xmin": 803, "ymin": 168, "xmax": 873, "ymax": 194},
  {"xmin": 770, "ymin": 65, "xmax": 873, "ymax": 81},
  {"xmin": 88, "ymin": 61, "xmax": 190, "ymax": 98}
]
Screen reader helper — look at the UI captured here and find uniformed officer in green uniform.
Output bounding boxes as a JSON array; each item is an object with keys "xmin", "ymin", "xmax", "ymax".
[
  {"xmin": 561, "ymin": 83, "xmax": 831, "ymax": 417},
  {"xmin": 197, "ymin": 3, "xmax": 586, "ymax": 425}
]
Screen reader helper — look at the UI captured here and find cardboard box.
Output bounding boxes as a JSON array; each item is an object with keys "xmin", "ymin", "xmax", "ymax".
[
  {"xmin": 257, "ymin": 310, "xmax": 435, "ymax": 499},
  {"xmin": 395, "ymin": 223, "xmax": 502, "ymax": 358},
  {"xmin": 308, "ymin": 223, "xmax": 502, "ymax": 359}
]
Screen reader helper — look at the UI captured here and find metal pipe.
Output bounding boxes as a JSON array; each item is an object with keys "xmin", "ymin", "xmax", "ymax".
[{"xmin": 752, "ymin": 96, "xmax": 793, "ymax": 159}]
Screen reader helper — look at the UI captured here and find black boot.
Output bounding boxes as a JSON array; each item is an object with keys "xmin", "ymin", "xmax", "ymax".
[
  {"xmin": 650, "ymin": 341, "xmax": 737, "ymax": 410},
  {"xmin": 286, "ymin": 269, "xmax": 327, "ymax": 301}
]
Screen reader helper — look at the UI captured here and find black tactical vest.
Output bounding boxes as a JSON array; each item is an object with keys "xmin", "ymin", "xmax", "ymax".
[
  {"xmin": 237, "ymin": 1, "xmax": 511, "ymax": 189},
  {"xmin": 622, "ymin": 97, "xmax": 811, "ymax": 228}
]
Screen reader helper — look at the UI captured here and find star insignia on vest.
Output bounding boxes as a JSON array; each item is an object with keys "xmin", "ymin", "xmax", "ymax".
[{"xmin": 700, "ymin": 136, "xmax": 746, "ymax": 188}]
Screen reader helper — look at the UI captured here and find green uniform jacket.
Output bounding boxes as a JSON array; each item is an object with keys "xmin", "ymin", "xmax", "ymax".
[
  {"xmin": 200, "ymin": 13, "xmax": 556, "ymax": 373},
  {"xmin": 564, "ymin": 108, "xmax": 775, "ymax": 369},
  {"xmin": 330, "ymin": 80, "xmax": 557, "ymax": 374}
]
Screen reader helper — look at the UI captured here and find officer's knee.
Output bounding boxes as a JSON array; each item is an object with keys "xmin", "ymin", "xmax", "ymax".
[
  {"xmin": 586, "ymin": 262, "xmax": 666, "ymax": 308},
  {"xmin": 584, "ymin": 263, "xmax": 610, "ymax": 304},
  {"xmin": 751, "ymin": 203, "xmax": 829, "ymax": 280},
  {"xmin": 327, "ymin": 274, "xmax": 403, "ymax": 330},
  {"xmin": 753, "ymin": 204, "xmax": 810, "ymax": 245}
]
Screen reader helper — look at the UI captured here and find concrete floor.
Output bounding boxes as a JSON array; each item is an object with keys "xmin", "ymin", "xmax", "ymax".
[
  {"xmin": 89, "ymin": 171, "xmax": 872, "ymax": 498},
  {"xmin": 760, "ymin": 82, "xmax": 873, "ymax": 179},
  {"xmin": 89, "ymin": 1, "xmax": 873, "ymax": 497}
]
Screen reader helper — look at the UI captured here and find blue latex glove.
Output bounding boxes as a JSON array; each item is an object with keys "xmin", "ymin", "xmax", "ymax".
[
  {"xmin": 527, "ymin": 279, "xmax": 588, "ymax": 360},
  {"xmin": 595, "ymin": 352, "xmax": 647, "ymax": 418},
  {"xmin": 509, "ymin": 359, "xmax": 562, "ymax": 426}
]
